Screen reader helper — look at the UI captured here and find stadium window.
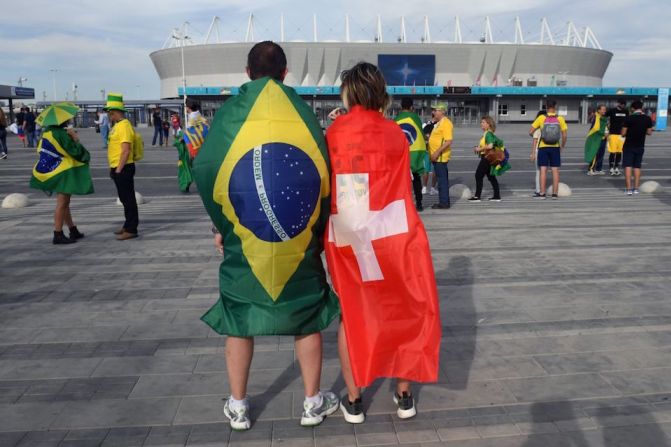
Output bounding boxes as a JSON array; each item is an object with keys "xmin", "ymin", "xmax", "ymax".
[
  {"xmin": 498, "ymin": 104, "xmax": 508, "ymax": 116},
  {"xmin": 520, "ymin": 104, "xmax": 527, "ymax": 116}
]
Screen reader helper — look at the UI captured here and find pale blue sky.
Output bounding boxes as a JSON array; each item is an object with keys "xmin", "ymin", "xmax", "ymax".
[{"xmin": 1, "ymin": 0, "xmax": 668, "ymax": 100}]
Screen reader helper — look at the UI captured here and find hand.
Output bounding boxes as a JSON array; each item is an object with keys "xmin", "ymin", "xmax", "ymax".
[
  {"xmin": 430, "ymin": 152, "xmax": 439, "ymax": 162},
  {"xmin": 67, "ymin": 128, "xmax": 79, "ymax": 141},
  {"xmin": 214, "ymin": 233, "xmax": 224, "ymax": 255},
  {"xmin": 530, "ymin": 153, "xmax": 536, "ymax": 161},
  {"xmin": 328, "ymin": 107, "xmax": 346, "ymax": 120},
  {"xmin": 473, "ymin": 146, "xmax": 481, "ymax": 154},
  {"xmin": 109, "ymin": 169, "xmax": 116, "ymax": 179}
]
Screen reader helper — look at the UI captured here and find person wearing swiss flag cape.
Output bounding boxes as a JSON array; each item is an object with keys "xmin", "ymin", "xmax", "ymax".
[{"xmin": 325, "ymin": 62, "xmax": 442, "ymax": 423}]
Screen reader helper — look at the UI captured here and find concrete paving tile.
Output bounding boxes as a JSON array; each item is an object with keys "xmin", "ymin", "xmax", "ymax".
[
  {"xmin": 0, "ymin": 402, "xmax": 68, "ymax": 431},
  {"xmin": 31, "ymin": 327, "xmax": 128, "ymax": 344},
  {"xmin": 130, "ymin": 373, "xmax": 227, "ymax": 398},
  {"xmin": 501, "ymin": 374, "xmax": 620, "ymax": 402},
  {"xmin": 121, "ymin": 324, "xmax": 210, "ymax": 340},
  {"xmin": 0, "ymin": 358, "xmax": 102, "ymax": 381},
  {"xmin": 602, "ymin": 368, "xmax": 671, "ymax": 395},
  {"xmin": 50, "ymin": 398, "xmax": 181, "ymax": 429},
  {"xmin": 91, "ymin": 355, "xmax": 198, "ymax": 377}
]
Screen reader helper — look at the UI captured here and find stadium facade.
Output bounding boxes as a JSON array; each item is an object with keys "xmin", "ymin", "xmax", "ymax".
[{"xmin": 150, "ymin": 16, "xmax": 666, "ymax": 126}]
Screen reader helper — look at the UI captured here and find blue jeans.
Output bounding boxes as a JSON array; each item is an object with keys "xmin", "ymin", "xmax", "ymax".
[
  {"xmin": 152, "ymin": 126, "xmax": 163, "ymax": 146},
  {"xmin": 26, "ymin": 129, "xmax": 37, "ymax": 147},
  {"xmin": 433, "ymin": 161, "xmax": 450, "ymax": 205},
  {"xmin": 101, "ymin": 126, "xmax": 110, "ymax": 148}
]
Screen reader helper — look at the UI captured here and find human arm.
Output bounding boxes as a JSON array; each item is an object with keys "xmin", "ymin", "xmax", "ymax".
[
  {"xmin": 55, "ymin": 128, "xmax": 91, "ymax": 163},
  {"xmin": 561, "ymin": 131, "xmax": 567, "ymax": 150},
  {"xmin": 115, "ymin": 143, "xmax": 131, "ymax": 173}
]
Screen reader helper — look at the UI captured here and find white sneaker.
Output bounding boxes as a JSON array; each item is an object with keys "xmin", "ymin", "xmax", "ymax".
[
  {"xmin": 429, "ymin": 187, "xmax": 438, "ymax": 195},
  {"xmin": 223, "ymin": 397, "xmax": 251, "ymax": 431},
  {"xmin": 421, "ymin": 186, "xmax": 427, "ymax": 195},
  {"xmin": 301, "ymin": 391, "xmax": 339, "ymax": 427},
  {"xmin": 0, "ymin": 153, "xmax": 7, "ymax": 160},
  {"xmin": 595, "ymin": 170, "xmax": 605, "ymax": 175},
  {"xmin": 633, "ymin": 189, "xmax": 640, "ymax": 195},
  {"xmin": 614, "ymin": 168, "xmax": 621, "ymax": 176},
  {"xmin": 587, "ymin": 170, "xmax": 596, "ymax": 176},
  {"xmin": 625, "ymin": 189, "xmax": 633, "ymax": 196},
  {"xmin": 609, "ymin": 168, "xmax": 615, "ymax": 176},
  {"xmin": 393, "ymin": 392, "xmax": 417, "ymax": 419}
]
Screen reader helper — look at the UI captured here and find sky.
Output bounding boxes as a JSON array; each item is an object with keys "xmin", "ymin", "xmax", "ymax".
[{"xmin": 1, "ymin": 0, "xmax": 668, "ymax": 101}]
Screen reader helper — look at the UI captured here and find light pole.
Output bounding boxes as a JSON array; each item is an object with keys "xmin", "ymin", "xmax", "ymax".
[
  {"xmin": 100, "ymin": 89, "xmax": 106, "ymax": 101},
  {"xmin": 172, "ymin": 22, "xmax": 190, "ymax": 129},
  {"xmin": 49, "ymin": 69, "xmax": 58, "ymax": 101},
  {"xmin": 17, "ymin": 77, "xmax": 28, "ymax": 87}
]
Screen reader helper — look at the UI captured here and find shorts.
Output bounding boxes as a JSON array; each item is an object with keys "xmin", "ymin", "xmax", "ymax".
[
  {"xmin": 608, "ymin": 134, "xmax": 625, "ymax": 153},
  {"xmin": 537, "ymin": 147, "xmax": 561, "ymax": 168},
  {"xmin": 423, "ymin": 152, "xmax": 433, "ymax": 173},
  {"xmin": 622, "ymin": 147, "xmax": 644, "ymax": 169}
]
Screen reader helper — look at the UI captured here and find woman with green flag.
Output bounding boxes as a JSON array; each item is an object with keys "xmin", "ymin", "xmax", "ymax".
[
  {"xmin": 30, "ymin": 102, "xmax": 93, "ymax": 244},
  {"xmin": 468, "ymin": 116, "xmax": 508, "ymax": 202}
]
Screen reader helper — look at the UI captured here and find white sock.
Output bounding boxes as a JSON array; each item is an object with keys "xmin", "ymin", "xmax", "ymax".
[
  {"xmin": 305, "ymin": 392, "xmax": 323, "ymax": 408},
  {"xmin": 229, "ymin": 396, "xmax": 248, "ymax": 411}
]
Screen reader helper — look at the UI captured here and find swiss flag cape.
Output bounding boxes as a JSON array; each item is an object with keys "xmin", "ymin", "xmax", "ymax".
[{"xmin": 325, "ymin": 106, "xmax": 441, "ymax": 387}]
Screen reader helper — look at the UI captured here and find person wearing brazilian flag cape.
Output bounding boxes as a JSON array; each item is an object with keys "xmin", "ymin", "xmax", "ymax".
[
  {"xmin": 192, "ymin": 41, "xmax": 340, "ymax": 431},
  {"xmin": 29, "ymin": 102, "xmax": 93, "ymax": 245},
  {"xmin": 585, "ymin": 104, "xmax": 608, "ymax": 175},
  {"xmin": 395, "ymin": 97, "xmax": 427, "ymax": 211}
]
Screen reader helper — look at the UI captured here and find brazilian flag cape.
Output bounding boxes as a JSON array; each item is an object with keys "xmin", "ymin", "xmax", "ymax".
[
  {"xmin": 584, "ymin": 115, "xmax": 608, "ymax": 163},
  {"xmin": 30, "ymin": 126, "xmax": 93, "ymax": 195},
  {"xmin": 395, "ymin": 111, "xmax": 427, "ymax": 174},
  {"xmin": 193, "ymin": 77, "xmax": 339, "ymax": 336},
  {"xmin": 174, "ymin": 131, "xmax": 193, "ymax": 193}
]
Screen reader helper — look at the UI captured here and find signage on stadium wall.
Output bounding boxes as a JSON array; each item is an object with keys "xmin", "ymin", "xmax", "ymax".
[
  {"xmin": 378, "ymin": 55, "xmax": 436, "ymax": 87},
  {"xmin": 656, "ymin": 88, "xmax": 669, "ymax": 131}
]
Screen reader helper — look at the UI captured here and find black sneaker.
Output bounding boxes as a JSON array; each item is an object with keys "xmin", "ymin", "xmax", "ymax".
[
  {"xmin": 487, "ymin": 197, "xmax": 501, "ymax": 202},
  {"xmin": 532, "ymin": 192, "xmax": 542, "ymax": 197},
  {"xmin": 534, "ymin": 194, "xmax": 547, "ymax": 200},
  {"xmin": 431, "ymin": 203, "xmax": 450, "ymax": 209},
  {"xmin": 53, "ymin": 231, "xmax": 76, "ymax": 245},
  {"xmin": 416, "ymin": 204, "xmax": 424, "ymax": 212},
  {"xmin": 393, "ymin": 392, "xmax": 417, "ymax": 419},
  {"xmin": 340, "ymin": 396, "xmax": 365, "ymax": 424},
  {"xmin": 467, "ymin": 197, "xmax": 481, "ymax": 202},
  {"xmin": 551, "ymin": 194, "xmax": 558, "ymax": 200}
]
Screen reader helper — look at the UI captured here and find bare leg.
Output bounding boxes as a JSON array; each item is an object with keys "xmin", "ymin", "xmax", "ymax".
[
  {"xmin": 295, "ymin": 333, "xmax": 322, "ymax": 398},
  {"xmin": 54, "ymin": 193, "xmax": 71, "ymax": 231},
  {"xmin": 633, "ymin": 168, "xmax": 642, "ymax": 189},
  {"xmin": 64, "ymin": 205, "xmax": 75, "ymax": 228},
  {"xmin": 539, "ymin": 167, "xmax": 548, "ymax": 195},
  {"xmin": 338, "ymin": 321, "xmax": 361, "ymax": 401},
  {"xmin": 551, "ymin": 167, "xmax": 560, "ymax": 194},
  {"xmin": 625, "ymin": 167, "xmax": 633, "ymax": 190},
  {"xmin": 396, "ymin": 379, "xmax": 411, "ymax": 395},
  {"xmin": 226, "ymin": 336, "xmax": 254, "ymax": 400}
]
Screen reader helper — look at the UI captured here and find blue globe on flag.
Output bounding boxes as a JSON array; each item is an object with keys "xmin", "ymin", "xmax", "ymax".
[
  {"xmin": 35, "ymin": 139, "xmax": 63, "ymax": 174},
  {"xmin": 399, "ymin": 123, "xmax": 417, "ymax": 145},
  {"xmin": 229, "ymin": 142, "xmax": 321, "ymax": 243}
]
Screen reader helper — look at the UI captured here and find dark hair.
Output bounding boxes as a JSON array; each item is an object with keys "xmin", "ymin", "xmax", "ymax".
[
  {"xmin": 340, "ymin": 62, "xmax": 390, "ymax": 111},
  {"xmin": 545, "ymin": 99, "xmax": 557, "ymax": 109},
  {"xmin": 631, "ymin": 100, "xmax": 644, "ymax": 110},
  {"xmin": 617, "ymin": 98, "xmax": 626, "ymax": 106},
  {"xmin": 536, "ymin": 110, "xmax": 546, "ymax": 118},
  {"xmin": 247, "ymin": 41, "xmax": 287, "ymax": 81},
  {"xmin": 400, "ymin": 97, "xmax": 413, "ymax": 110},
  {"xmin": 186, "ymin": 98, "xmax": 200, "ymax": 112}
]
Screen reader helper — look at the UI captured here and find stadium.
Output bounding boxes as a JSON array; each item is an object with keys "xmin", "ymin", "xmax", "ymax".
[{"xmin": 150, "ymin": 15, "xmax": 664, "ymax": 126}]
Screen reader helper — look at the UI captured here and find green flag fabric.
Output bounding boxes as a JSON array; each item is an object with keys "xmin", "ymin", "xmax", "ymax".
[
  {"xmin": 584, "ymin": 115, "xmax": 607, "ymax": 163},
  {"xmin": 30, "ymin": 126, "xmax": 94, "ymax": 195},
  {"xmin": 174, "ymin": 131, "xmax": 193, "ymax": 193},
  {"xmin": 395, "ymin": 111, "xmax": 427, "ymax": 174},
  {"xmin": 193, "ymin": 77, "xmax": 339, "ymax": 337}
]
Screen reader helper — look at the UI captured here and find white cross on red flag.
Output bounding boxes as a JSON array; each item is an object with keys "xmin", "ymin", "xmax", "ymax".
[{"xmin": 325, "ymin": 106, "xmax": 442, "ymax": 387}]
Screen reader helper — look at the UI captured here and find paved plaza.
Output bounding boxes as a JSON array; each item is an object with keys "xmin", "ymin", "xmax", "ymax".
[{"xmin": 0, "ymin": 123, "xmax": 670, "ymax": 447}]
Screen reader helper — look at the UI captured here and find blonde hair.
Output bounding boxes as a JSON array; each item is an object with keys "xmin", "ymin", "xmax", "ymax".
[
  {"xmin": 0, "ymin": 108, "xmax": 6, "ymax": 128},
  {"xmin": 340, "ymin": 62, "xmax": 390, "ymax": 112},
  {"xmin": 481, "ymin": 116, "xmax": 496, "ymax": 133}
]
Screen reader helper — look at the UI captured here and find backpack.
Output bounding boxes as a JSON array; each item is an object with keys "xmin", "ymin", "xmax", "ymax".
[
  {"xmin": 132, "ymin": 128, "xmax": 144, "ymax": 162},
  {"xmin": 540, "ymin": 115, "xmax": 562, "ymax": 145}
]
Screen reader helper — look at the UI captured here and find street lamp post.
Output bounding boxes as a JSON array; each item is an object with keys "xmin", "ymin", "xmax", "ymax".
[
  {"xmin": 49, "ymin": 69, "xmax": 58, "ymax": 101},
  {"xmin": 100, "ymin": 89, "xmax": 106, "ymax": 101},
  {"xmin": 172, "ymin": 23, "xmax": 190, "ymax": 130}
]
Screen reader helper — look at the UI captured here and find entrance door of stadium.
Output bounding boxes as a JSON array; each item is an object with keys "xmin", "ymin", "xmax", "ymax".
[{"xmin": 448, "ymin": 100, "xmax": 487, "ymax": 126}]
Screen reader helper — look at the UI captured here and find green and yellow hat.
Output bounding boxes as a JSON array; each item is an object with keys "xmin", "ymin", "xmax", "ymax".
[{"xmin": 103, "ymin": 93, "xmax": 127, "ymax": 112}]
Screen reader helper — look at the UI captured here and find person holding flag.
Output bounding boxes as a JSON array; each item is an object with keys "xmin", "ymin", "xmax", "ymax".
[
  {"xmin": 468, "ymin": 116, "xmax": 507, "ymax": 202},
  {"xmin": 585, "ymin": 105, "xmax": 608, "ymax": 176},
  {"xmin": 193, "ymin": 41, "xmax": 340, "ymax": 431},
  {"xmin": 325, "ymin": 62, "xmax": 441, "ymax": 424},
  {"xmin": 183, "ymin": 98, "xmax": 209, "ymax": 160},
  {"xmin": 395, "ymin": 97, "xmax": 427, "ymax": 211},
  {"xmin": 29, "ymin": 102, "xmax": 93, "ymax": 244}
]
